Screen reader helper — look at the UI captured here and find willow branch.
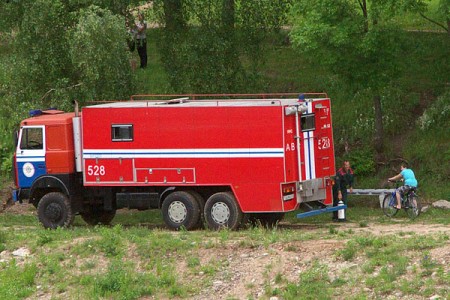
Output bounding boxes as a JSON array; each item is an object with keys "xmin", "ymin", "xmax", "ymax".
[{"xmin": 419, "ymin": 12, "xmax": 448, "ymax": 32}]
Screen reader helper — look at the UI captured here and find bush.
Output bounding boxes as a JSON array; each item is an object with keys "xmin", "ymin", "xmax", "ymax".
[
  {"xmin": 418, "ymin": 91, "xmax": 450, "ymax": 130},
  {"xmin": 344, "ymin": 147, "xmax": 376, "ymax": 176}
]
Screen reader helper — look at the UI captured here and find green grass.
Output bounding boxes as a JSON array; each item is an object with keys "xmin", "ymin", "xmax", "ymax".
[
  {"xmin": 0, "ymin": 262, "xmax": 37, "ymax": 299},
  {"xmin": 0, "ymin": 7, "xmax": 449, "ymax": 297},
  {"xmin": 131, "ymin": 29, "xmax": 173, "ymax": 95},
  {"xmin": 391, "ymin": 0, "xmax": 446, "ymax": 32},
  {"xmin": 282, "ymin": 262, "xmax": 332, "ymax": 300},
  {"xmin": 0, "ymin": 204, "xmax": 448, "ymax": 299}
]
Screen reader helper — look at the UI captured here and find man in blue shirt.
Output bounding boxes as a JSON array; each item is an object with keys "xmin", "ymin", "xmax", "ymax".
[{"xmin": 388, "ymin": 162, "xmax": 418, "ymax": 209}]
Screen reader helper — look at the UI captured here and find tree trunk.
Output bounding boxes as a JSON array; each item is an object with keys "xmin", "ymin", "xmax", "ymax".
[
  {"xmin": 221, "ymin": 0, "xmax": 241, "ymax": 90},
  {"xmin": 161, "ymin": 0, "xmax": 187, "ymax": 92},
  {"xmin": 358, "ymin": 0, "xmax": 369, "ymax": 33},
  {"xmin": 222, "ymin": 0, "xmax": 235, "ymax": 29},
  {"xmin": 373, "ymin": 94, "xmax": 384, "ymax": 159},
  {"xmin": 163, "ymin": 0, "xmax": 185, "ymax": 31}
]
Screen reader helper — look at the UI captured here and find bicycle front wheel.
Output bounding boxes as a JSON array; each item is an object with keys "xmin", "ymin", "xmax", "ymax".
[
  {"xmin": 405, "ymin": 195, "xmax": 421, "ymax": 219},
  {"xmin": 382, "ymin": 193, "xmax": 398, "ymax": 217}
]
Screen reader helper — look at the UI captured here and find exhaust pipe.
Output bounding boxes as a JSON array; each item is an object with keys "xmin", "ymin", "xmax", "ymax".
[{"xmin": 74, "ymin": 100, "xmax": 79, "ymax": 117}]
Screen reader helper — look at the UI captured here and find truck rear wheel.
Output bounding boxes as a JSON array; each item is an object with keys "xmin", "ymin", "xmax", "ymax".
[
  {"xmin": 37, "ymin": 192, "xmax": 74, "ymax": 229},
  {"xmin": 204, "ymin": 192, "xmax": 243, "ymax": 230},
  {"xmin": 162, "ymin": 191, "xmax": 200, "ymax": 230},
  {"xmin": 80, "ymin": 207, "xmax": 116, "ymax": 226},
  {"xmin": 187, "ymin": 190, "xmax": 205, "ymax": 229}
]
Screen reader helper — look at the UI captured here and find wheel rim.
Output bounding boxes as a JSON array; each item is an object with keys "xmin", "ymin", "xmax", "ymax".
[
  {"xmin": 407, "ymin": 199, "xmax": 419, "ymax": 219},
  {"xmin": 45, "ymin": 203, "xmax": 62, "ymax": 222},
  {"xmin": 211, "ymin": 202, "xmax": 230, "ymax": 225},
  {"xmin": 168, "ymin": 201, "xmax": 187, "ymax": 224},
  {"xmin": 383, "ymin": 196, "xmax": 398, "ymax": 217}
]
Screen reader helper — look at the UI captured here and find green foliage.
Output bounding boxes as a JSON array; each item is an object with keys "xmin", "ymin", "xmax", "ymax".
[
  {"xmin": 418, "ymin": 90, "xmax": 450, "ymax": 130},
  {"xmin": 69, "ymin": 5, "xmax": 133, "ymax": 101},
  {"xmin": 345, "ymin": 147, "xmax": 376, "ymax": 176},
  {"xmin": 0, "ymin": 0, "xmax": 33, "ymax": 31},
  {"xmin": 0, "ymin": 261, "xmax": 37, "ymax": 299},
  {"xmin": 0, "ymin": 0, "xmax": 135, "ymax": 114},
  {"xmin": 0, "ymin": 231, "xmax": 6, "ymax": 253},
  {"xmin": 36, "ymin": 229, "xmax": 54, "ymax": 246},
  {"xmin": 92, "ymin": 260, "xmax": 153, "ymax": 299},
  {"xmin": 403, "ymin": 91, "xmax": 450, "ymax": 199},
  {"xmin": 97, "ymin": 224, "xmax": 124, "ymax": 257},
  {"xmin": 0, "ymin": 155, "xmax": 12, "ymax": 177},
  {"xmin": 154, "ymin": 0, "xmax": 292, "ymax": 93},
  {"xmin": 282, "ymin": 262, "xmax": 331, "ymax": 299},
  {"xmin": 289, "ymin": 0, "xmax": 413, "ymax": 90},
  {"xmin": 0, "ymin": 1, "xmax": 137, "ymax": 169}
]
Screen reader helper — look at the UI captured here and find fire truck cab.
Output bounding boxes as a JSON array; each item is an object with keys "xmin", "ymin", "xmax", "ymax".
[{"xmin": 13, "ymin": 94, "xmax": 335, "ymax": 230}]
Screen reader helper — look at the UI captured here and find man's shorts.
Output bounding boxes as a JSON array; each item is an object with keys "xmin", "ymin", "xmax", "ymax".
[{"xmin": 397, "ymin": 185, "xmax": 413, "ymax": 196}]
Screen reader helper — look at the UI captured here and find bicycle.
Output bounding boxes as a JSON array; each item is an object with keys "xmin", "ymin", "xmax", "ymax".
[{"xmin": 382, "ymin": 181, "xmax": 421, "ymax": 219}]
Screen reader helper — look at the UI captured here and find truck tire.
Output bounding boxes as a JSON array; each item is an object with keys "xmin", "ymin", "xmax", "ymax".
[
  {"xmin": 204, "ymin": 192, "xmax": 243, "ymax": 230},
  {"xmin": 80, "ymin": 207, "xmax": 116, "ymax": 226},
  {"xmin": 37, "ymin": 192, "xmax": 74, "ymax": 229},
  {"xmin": 162, "ymin": 191, "xmax": 200, "ymax": 230},
  {"xmin": 186, "ymin": 190, "xmax": 205, "ymax": 229}
]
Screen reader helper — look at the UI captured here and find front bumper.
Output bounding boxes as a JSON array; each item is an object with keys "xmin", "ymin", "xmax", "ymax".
[
  {"xmin": 11, "ymin": 188, "xmax": 29, "ymax": 203},
  {"xmin": 12, "ymin": 189, "xmax": 19, "ymax": 202}
]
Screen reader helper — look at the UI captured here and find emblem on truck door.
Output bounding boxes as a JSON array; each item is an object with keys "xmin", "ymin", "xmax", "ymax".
[{"xmin": 23, "ymin": 162, "xmax": 35, "ymax": 177}]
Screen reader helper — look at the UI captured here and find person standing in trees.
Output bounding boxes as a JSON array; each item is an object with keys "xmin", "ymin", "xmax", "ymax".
[
  {"xmin": 332, "ymin": 160, "xmax": 354, "ymax": 221},
  {"xmin": 136, "ymin": 12, "xmax": 147, "ymax": 68}
]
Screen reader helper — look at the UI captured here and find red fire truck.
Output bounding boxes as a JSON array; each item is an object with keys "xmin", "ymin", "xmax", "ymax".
[{"xmin": 12, "ymin": 94, "xmax": 335, "ymax": 230}]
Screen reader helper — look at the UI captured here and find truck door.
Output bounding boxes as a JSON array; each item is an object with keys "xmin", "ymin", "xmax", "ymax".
[
  {"xmin": 300, "ymin": 107, "xmax": 316, "ymax": 181},
  {"xmin": 15, "ymin": 126, "xmax": 47, "ymax": 188},
  {"xmin": 311, "ymin": 99, "xmax": 335, "ymax": 205},
  {"xmin": 294, "ymin": 99, "xmax": 334, "ymax": 204}
]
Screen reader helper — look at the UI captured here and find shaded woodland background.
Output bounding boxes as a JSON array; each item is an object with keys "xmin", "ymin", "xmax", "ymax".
[{"xmin": 0, "ymin": 0, "xmax": 449, "ymax": 199}]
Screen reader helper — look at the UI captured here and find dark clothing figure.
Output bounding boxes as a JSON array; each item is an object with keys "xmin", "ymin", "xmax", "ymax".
[
  {"xmin": 137, "ymin": 39, "xmax": 147, "ymax": 68},
  {"xmin": 332, "ymin": 162, "xmax": 354, "ymax": 220},
  {"xmin": 335, "ymin": 166, "xmax": 354, "ymax": 204},
  {"xmin": 136, "ymin": 13, "xmax": 147, "ymax": 68}
]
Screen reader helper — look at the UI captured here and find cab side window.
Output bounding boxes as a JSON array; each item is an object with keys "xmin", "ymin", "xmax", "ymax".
[
  {"xmin": 111, "ymin": 124, "xmax": 133, "ymax": 142},
  {"xmin": 20, "ymin": 127, "xmax": 43, "ymax": 150}
]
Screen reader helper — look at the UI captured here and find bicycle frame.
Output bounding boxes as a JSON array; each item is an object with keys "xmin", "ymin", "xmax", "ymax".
[{"xmin": 382, "ymin": 181, "xmax": 420, "ymax": 219}]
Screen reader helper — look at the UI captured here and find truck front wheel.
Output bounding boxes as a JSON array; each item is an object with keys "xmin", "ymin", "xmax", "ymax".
[
  {"xmin": 162, "ymin": 191, "xmax": 200, "ymax": 230},
  {"xmin": 37, "ymin": 192, "xmax": 74, "ymax": 229},
  {"xmin": 204, "ymin": 192, "xmax": 243, "ymax": 230}
]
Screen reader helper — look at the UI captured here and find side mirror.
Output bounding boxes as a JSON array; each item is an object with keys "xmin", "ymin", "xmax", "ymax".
[{"xmin": 13, "ymin": 130, "xmax": 18, "ymax": 147}]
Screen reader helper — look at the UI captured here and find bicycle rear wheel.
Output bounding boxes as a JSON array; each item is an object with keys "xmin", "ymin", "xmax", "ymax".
[
  {"xmin": 382, "ymin": 193, "xmax": 398, "ymax": 217},
  {"xmin": 405, "ymin": 195, "xmax": 421, "ymax": 219}
]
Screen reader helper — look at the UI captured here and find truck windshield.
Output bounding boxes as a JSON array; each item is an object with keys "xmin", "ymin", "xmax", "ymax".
[{"xmin": 20, "ymin": 127, "xmax": 43, "ymax": 150}]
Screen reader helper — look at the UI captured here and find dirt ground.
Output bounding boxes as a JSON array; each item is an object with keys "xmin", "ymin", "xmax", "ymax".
[
  {"xmin": 186, "ymin": 222, "xmax": 449, "ymax": 300},
  {"xmin": 2, "ymin": 202, "xmax": 449, "ymax": 300},
  {"xmin": 1, "ymin": 181, "xmax": 448, "ymax": 300}
]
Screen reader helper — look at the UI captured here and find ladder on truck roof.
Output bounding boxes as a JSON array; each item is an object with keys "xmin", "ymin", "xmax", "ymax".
[{"xmin": 129, "ymin": 93, "xmax": 329, "ymax": 101}]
